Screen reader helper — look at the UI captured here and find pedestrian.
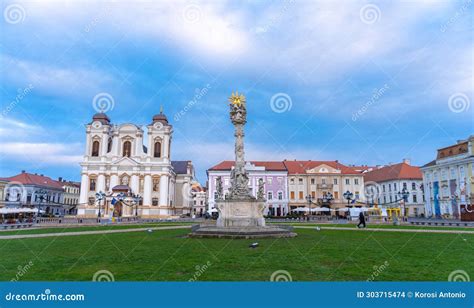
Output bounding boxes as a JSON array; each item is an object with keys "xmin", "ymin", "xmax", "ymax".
[{"xmin": 357, "ymin": 211, "xmax": 366, "ymax": 228}]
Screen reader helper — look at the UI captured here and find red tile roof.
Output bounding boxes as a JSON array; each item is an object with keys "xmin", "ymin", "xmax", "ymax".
[
  {"xmin": 209, "ymin": 161, "xmax": 287, "ymax": 171},
  {"xmin": 4, "ymin": 172, "xmax": 64, "ymax": 189},
  {"xmin": 283, "ymin": 160, "xmax": 363, "ymax": 175},
  {"xmin": 363, "ymin": 163, "xmax": 422, "ymax": 183}
]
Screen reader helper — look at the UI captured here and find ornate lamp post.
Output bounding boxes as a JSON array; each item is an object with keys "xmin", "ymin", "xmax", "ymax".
[
  {"xmin": 305, "ymin": 194, "xmax": 314, "ymax": 218},
  {"xmin": 397, "ymin": 188, "xmax": 409, "ymax": 219},
  {"xmin": 131, "ymin": 194, "xmax": 142, "ymax": 217},
  {"xmin": 343, "ymin": 190, "xmax": 353, "ymax": 207},
  {"xmin": 95, "ymin": 191, "xmax": 106, "ymax": 218}
]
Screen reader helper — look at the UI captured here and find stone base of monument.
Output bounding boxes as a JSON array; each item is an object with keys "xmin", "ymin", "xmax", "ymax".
[
  {"xmin": 189, "ymin": 199, "xmax": 297, "ymax": 238},
  {"xmin": 189, "ymin": 225, "xmax": 297, "ymax": 239}
]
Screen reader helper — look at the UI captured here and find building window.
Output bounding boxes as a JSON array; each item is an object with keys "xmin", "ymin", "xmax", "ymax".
[
  {"xmin": 382, "ymin": 185, "xmax": 385, "ymax": 192},
  {"xmin": 89, "ymin": 179, "xmax": 96, "ymax": 191},
  {"xmin": 354, "ymin": 179, "xmax": 359, "ymax": 185},
  {"xmin": 88, "ymin": 197, "xmax": 95, "ymax": 205},
  {"xmin": 394, "ymin": 183, "xmax": 397, "ymax": 191},
  {"xmin": 267, "ymin": 177, "xmax": 273, "ymax": 185},
  {"xmin": 403, "ymin": 182, "xmax": 407, "ymax": 190},
  {"xmin": 412, "ymin": 183, "xmax": 416, "ymax": 190},
  {"xmin": 334, "ymin": 179, "xmax": 338, "ymax": 185},
  {"xmin": 153, "ymin": 179, "xmax": 159, "ymax": 192},
  {"xmin": 91, "ymin": 141, "xmax": 100, "ymax": 157},
  {"xmin": 290, "ymin": 178, "xmax": 295, "ymax": 184},
  {"xmin": 413, "ymin": 194, "xmax": 417, "ymax": 203},
  {"xmin": 298, "ymin": 178, "xmax": 303, "ymax": 184},
  {"xmin": 389, "ymin": 184, "xmax": 391, "ymax": 191},
  {"xmin": 123, "ymin": 141, "xmax": 132, "ymax": 157},
  {"xmin": 107, "ymin": 137, "xmax": 112, "ymax": 153},
  {"xmin": 290, "ymin": 191, "xmax": 295, "ymax": 199},
  {"xmin": 154, "ymin": 142, "xmax": 161, "ymax": 158},
  {"xmin": 278, "ymin": 191, "xmax": 283, "ymax": 200},
  {"xmin": 152, "ymin": 198, "xmax": 159, "ymax": 206},
  {"xmin": 277, "ymin": 177, "xmax": 283, "ymax": 185},
  {"xmin": 334, "ymin": 191, "xmax": 339, "ymax": 199},
  {"xmin": 345, "ymin": 179, "xmax": 350, "ymax": 185},
  {"xmin": 298, "ymin": 191, "xmax": 304, "ymax": 199},
  {"xmin": 321, "ymin": 178, "xmax": 326, "ymax": 184},
  {"xmin": 267, "ymin": 192, "xmax": 273, "ymax": 200},
  {"xmin": 311, "ymin": 178, "xmax": 315, "ymax": 185},
  {"xmin": 311, "ymin": 191, "xmax": 315, "ymax": 198}
]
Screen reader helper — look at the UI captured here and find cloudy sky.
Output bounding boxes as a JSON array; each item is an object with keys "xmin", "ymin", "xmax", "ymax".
[{"xmin": 0, "ymin": 0, "xmax": 472, "ymax": 184}]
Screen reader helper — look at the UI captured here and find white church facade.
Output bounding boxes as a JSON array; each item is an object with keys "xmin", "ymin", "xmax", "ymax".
[{"xmin": 77, "ymin": 111, "xmax": 196, "ymax": 218}]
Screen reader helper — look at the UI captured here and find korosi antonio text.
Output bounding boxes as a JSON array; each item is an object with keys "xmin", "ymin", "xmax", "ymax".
[{"xmin": 415, "ymin": 291, "xmax": 466, "ymax": 298}]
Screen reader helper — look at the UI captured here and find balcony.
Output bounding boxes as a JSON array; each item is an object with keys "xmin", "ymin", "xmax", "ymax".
[{"xmin": 317, "ymin": 183, "xmax": 333, "ymax": 190}]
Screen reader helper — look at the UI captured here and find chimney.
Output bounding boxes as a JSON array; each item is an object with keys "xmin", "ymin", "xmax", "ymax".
[
  {"xmin": 21, "ymin": 170, "xmax": 26, "ymax": 173},
  {"xmin": 40, "ymin": 174, "xmax": 44, "ymax": 177},
  {"xmin": 58, "ymin": 177, "xmax": 63, "ymax": 182},
  {"xmin": 402, "ymin": 158, "xmax": 411, "ymax": 165}
]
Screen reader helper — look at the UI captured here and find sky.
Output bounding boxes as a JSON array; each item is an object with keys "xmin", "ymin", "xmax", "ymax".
[{"xmin": 0, "ymin": 0, "xmax": 473, "ymax": 184}]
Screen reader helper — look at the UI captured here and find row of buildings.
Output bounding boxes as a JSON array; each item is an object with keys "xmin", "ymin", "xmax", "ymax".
[
  {"xmin": 0, "ymin": 172, "xmax": 80, "ymax": 216},
  {"xmin": 207, "ymin": 135, "xmax": 474, "ymax": 220},
  {"xmin": 1, "ymin": 108, "xmax": 472, "ymax": 221}
]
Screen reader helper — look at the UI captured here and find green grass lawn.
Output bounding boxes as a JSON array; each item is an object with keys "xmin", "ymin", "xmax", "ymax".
[
  {"xmin": 0, "ymin": 222, "xmax": 193, "ymax": 236},
  {"xmin": 1, "ymin": 228, "xmax": 472, "ymax": 281}
]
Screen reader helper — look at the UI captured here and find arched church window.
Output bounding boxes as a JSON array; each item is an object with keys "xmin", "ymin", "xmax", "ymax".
[
  {"xmin": 154, "ymin": 142, "xmax": 161, "ymax": 158},
  {"xmin": 107, "ymin": 137, "xmax": 112, "ymax": 153},
  {"xmin": 123, "ymin": 141, "xmax": 132, "ymax": 157},
  {"xmin": 91, "ymin": 141, "xmax": 100, "ymax": 157}
]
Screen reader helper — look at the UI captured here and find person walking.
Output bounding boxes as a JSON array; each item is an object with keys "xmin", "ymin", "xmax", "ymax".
[{"xmin": 357, "ymin": 211, "xmax": 366, "ymax": 228}]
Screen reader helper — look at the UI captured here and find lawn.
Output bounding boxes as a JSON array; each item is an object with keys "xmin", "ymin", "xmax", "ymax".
[{"xmin": 0, "ymin": 228, "xmax": 472, "ymax": 281}]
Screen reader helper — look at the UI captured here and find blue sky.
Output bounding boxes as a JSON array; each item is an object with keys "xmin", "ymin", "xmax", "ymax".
[{"xmin": 0, "ymin": 0, "xmax": 472, "ymax": 184}]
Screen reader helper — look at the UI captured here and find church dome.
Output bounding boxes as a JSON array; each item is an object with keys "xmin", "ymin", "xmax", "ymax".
[
  {"xmin": 92, "ymin": 112, "xmax": 111, "ymax": 125},
  {"xmin": 152, "ymin": 106, "xmax": 169, "ymax": 125}
]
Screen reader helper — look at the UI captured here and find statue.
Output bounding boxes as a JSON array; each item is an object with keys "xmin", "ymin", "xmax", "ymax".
[
  {"xmin": 216, "ymin": 176, "xmax": 223, "ymax": 200},
  {"xmin": 257, "ymin": 178, "xmax": 265, "ymax": 200},
  {"xmin": 227, "ymin": 92, "xmax": 253, "ymax": 200}
]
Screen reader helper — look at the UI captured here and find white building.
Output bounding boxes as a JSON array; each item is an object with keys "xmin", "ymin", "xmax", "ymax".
[
  {"xmin": 77, "ymin": 111, "xmax": 194, "ymax": 218},
  {"xmin": 1, "ymin": 171, "xmax": 67, "ymax": 216},
  {"xmin": 421, "ymin": 136, "xmax": 474, "ymax": 220},
  {"xmin": 364, "ymin": 160, "xmax": 425, "ymax": 217}
]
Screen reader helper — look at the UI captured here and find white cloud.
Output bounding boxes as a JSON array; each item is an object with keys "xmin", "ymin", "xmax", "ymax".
[
  {"xmin": 0, "ymin": 118, "xmax": 82, "ymax": 166},
  {"xmin": 0, "ymin": 54, "xmax": 115, "ymax": 99}
]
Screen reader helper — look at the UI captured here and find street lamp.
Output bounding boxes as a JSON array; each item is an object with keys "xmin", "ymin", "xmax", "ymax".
[
  {"xmin": 343, "ymin": 190, "xmax": 353, "ymax": 207},
  {"xmin": 305, "ymin": 194, "xmax": 314, "ymax": 218},
  {"xmin": 95, "ymin": 191, "xmax": 106, "ymax": 218},
  {"xmin": 397, "ymin": 188, "xmax": 409, "ymax": 219},
  {"xmin": 131, "ymin": 194, "xmax": 142, "ymax": 217}
]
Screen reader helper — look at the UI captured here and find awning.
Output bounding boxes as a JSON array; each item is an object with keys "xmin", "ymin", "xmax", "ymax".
[{"xmin": 0, "ymin": 208, "xmax": 39, "ymax": 214}]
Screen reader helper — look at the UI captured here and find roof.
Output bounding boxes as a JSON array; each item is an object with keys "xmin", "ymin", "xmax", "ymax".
[
  {"xmin": 283, "ymin": 160, "xmax": 362, "ymax": 175},
  {"xmin": 363, "ymin": 163, "xmax": 422, "ymax": 183},
  {"xmin": 91, "ymin": 112, "xmax": 111, "ymax": 125},
  {"xmin": 421, "ymin": 160, "xmax": 436, "ymax": 168},
  {"xmin": 437, "ymin": 141, "xmax": 469, "ymax": 159},
  {"xmin": 172, "ymin": 161, "xmax": 190, "ymax": 174},
  {"xmin": 3, "ymin": 172, "xmax": 64, "ymax": 189},
  {"xmin": 209, "ymin": 161, "xmax": 287, "ymax": 171}
]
